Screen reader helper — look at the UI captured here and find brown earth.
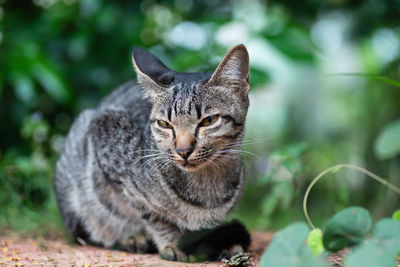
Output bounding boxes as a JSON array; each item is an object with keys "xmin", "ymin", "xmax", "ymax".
[{"xmin": 0, "ymin": 232, "xmax": 273, "ymax": 267}]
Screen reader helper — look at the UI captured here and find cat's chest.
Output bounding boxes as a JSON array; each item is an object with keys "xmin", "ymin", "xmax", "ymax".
[
  {"xmin": 165, "ymin": 173, "xmax": 240, "ymax": 208},
  {"xmin": 147, "ymin": 167, "xmax": 243, "ymax": 229}
]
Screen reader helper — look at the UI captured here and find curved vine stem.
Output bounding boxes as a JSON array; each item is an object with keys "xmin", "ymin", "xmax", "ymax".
[{"xmin": 303, "ymin": 164, "xmax": 400, "ymax": 229}]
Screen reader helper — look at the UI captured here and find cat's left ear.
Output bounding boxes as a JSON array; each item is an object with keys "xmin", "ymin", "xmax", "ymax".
[
  {"xmin": 131, "ymin": 48, "xmax": 175, "ymax": 98},
  {"xmin": 206, "ymin": 44, "xmax": 250, "ymax": 97}
]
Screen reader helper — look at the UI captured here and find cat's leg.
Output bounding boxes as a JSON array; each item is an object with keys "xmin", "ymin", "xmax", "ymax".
[{"xmin": 141, "ymin": 212, "xmax": 188, "ymax": 261}]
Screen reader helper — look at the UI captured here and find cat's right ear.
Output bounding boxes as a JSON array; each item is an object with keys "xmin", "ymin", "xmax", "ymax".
[
  {"xmin": 131, "ymin": 48, "xmax": 175, "ymax": 99},
  {"xmin": 205, "ymin": 44, "xmax": 250, "ymax": 100}
]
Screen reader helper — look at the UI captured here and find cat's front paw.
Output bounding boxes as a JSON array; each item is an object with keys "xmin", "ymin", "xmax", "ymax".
[
  {"xmin": 160, "ymin": 244, "xmax": 190, "ymax": 262},
  {"xmin": 218, "ymin": 244, "xmax": 244, "ymax": 261},
  {"xmin": 119, "ymin": 233, "xmax": 157, "ymax": 253}
]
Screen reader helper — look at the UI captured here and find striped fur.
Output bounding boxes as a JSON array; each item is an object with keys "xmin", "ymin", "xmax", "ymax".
[{"xmin": 54, "ymin": 45, "xmax": 250, "ymax": 261}]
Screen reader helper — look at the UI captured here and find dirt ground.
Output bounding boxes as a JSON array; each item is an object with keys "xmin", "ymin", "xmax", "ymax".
[{"xmin": 0, "ymin": 232, "xmax": 273, "ymax": 267}]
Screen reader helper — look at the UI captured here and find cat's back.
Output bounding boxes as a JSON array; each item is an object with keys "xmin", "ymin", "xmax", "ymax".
[
  {"xmin": 98, "ymin": 81, "xmax": 151, "ymax": 115},
  {"xmin": 69, "ymin": 81, "xmax": 149, "ymax": 143},
  {"xmin": 56, "ymin": 81, "xmax": 150, "ymax": 179}
]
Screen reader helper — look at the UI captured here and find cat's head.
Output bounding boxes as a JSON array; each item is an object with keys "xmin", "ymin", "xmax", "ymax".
[{"xmin": 132, "ymin": 45, "xmax": 250, "ymax": 172}]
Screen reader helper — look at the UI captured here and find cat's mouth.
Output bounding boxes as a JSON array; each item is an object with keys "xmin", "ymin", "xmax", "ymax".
[
  {"xmin": 172, "ymin": 148, "xmax": 219, "ymax": 172},
  {"xmin": 175, "ymin": 160, "xmax": 203, "ymax": 171},
  {"xmin": 174, "ymin": 155, "xmax": 221, "ymax": 172}
]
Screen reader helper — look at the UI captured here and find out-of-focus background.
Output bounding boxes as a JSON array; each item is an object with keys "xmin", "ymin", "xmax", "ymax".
[{"xmin": 1, "ymin": 0, "xmax": 399, "ymax": 236}]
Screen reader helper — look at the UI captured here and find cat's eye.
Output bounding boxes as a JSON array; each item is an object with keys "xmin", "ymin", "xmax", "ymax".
[
  {"xmin": 157, "ymin": 120, "xmax": 173, "ymax": 129},
  {"xmin": 200, "ymin": 115, "xmax": 219, "ymax": 127}
]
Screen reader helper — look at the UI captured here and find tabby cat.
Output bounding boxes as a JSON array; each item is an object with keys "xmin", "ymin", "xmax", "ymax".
[{"xmin": 55, "ymin": 44, "xmax": 250, "ymax": 261}]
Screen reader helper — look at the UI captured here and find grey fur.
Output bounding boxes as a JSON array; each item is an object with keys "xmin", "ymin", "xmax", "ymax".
[{"xmin": 55, "ymin": 44, "xmax": 250, "ymax": 261}]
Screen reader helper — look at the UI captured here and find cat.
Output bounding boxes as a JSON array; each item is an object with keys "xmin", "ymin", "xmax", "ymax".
[{"xmin": 54, "ymin": 44, "xmax": 250, "ymax": 261}]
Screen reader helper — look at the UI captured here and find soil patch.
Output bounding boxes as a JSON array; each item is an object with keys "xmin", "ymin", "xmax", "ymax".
[{"xmin": 0, "ymin": 232, "xmax": 273, "ymax": 266}]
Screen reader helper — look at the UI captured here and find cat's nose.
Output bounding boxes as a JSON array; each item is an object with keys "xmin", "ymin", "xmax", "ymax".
[
  {"xmin": 176, "ymin": 147, "xmax": 194, "ymax": 160},
  {"xmin": 175, "ymin": 131, "xmax": 196, "ymax": 160}
]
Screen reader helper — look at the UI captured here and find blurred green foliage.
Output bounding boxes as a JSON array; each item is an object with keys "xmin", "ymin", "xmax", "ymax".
[{"xmin": 0, "ymin": 0, "xmax": 400, "ymax": 236}]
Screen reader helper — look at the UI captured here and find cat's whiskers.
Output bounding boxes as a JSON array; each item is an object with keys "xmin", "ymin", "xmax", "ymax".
[
  {"xmin": 131, "ymin": 149, "xmax": 164, "ymax": 157},
  {"xmin": 222, "ymin": 141, "xmax": 265, "ymax": 149},
  {"xmin": 207, "ymin": 149, "xmax": 239, "ymax": 168},
  {"xmin": 216, "ymin": 149, "xmax": 259, "ymax": 158},
  {"xmin": 237, "ymin": 130, "xmax": 270, "ymax": 142},
  {"xmin": 133, "ymin": 149, "xmax": 163, "ymax": 153},
  {"xmin": 213, "ymin": 156, "xmax": 235, "ymax": 169},
  {"xmin": 149, "ymin": 158, "xmax": 171, "ymax": 174},
  {"xmin": 222, "ymin": 138, "xmax": 268, "ymax": 148},
  {"xmin": 167, "ymin": 155, "xmax": 181, "ymax": 163},
  {"xmin": 152, "ymin": 157, "xmax": 175, "ymax": 174},
  {"xmin": 135, "ymin": 152, "xmax": 165, "ymax": 160},
  {"xmin": 159, "ymin": 159, "xmax": 173, "ymax": 170},
  {"xmin": 212, "ymin": 153, "xmax": 238, "ymax": 166},
  {"xmin": 134, "ymin": 152, "xmax": 166, "ymax": 165},
  {"xmin": 213, "ymin": 153, "xmax": 238, "ymax": 159},
  {"xmin": 203, "ymin": 157, "xmax": 219, "ymax": 171},
  {"xmin": 139, "ymin": 154, "xmax": 168, "ymax": 169}
]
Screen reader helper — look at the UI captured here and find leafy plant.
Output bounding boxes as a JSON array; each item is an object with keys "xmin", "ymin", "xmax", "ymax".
[
  {"xmin": 345, "ymin": 218, "xmax": 400, "ymax": 267},
  {"xmin": 260, "ymin": 164, "xmax": 400, "ymax": 267},
  {"xmin": 259, "ymin": 222, "xmax": 329, "ymax": 267},
  {"xmin": 323, "ymin": 207, "xmax": 372, "ymax": 252},
  {"xmin": 261, "ymin": 209, "xmax": 400, "ymax": 267}
]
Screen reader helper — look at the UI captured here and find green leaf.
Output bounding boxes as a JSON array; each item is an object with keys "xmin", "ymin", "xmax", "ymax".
[
  {"xmin": 259, "ymin": 222, "xmax": 329, "ymax": 267},
  {"xmin": 307, "ymin": 228, "xmax": 324, "ymax": 256},
  {"xmin": 261, "ymin": 181, "xmax": 294, "ymax": 216},
  {"xmin": 375, "ymin": 120, "xmax": 400, "ymax": 160},
  {"xmin": 270, "ymin": 142, "xmax": 309, "ymax": 159},
  {"xmin": 373, "ymin": 218, "xmax": 400, "ymax": 241},
  {"xmin": 11, "ymin": 73, "xmax": 36, "ymax": 104},
  {"xmin": 323, "ymin": 206, "xmax": 372, "ymax": 252},
  {"xmin": 345, "ymin": 218, "xmax": 400, "ymax": 267},
  {"xmin": 393, "ymin": 210, "xmax": 400, "ymax": 221},
  {"xmin": 268, "ymin": 27, "xmax": 315, "ymax": 62},
  {"xmin": 31, "ymin": 62, "xmax": 71, "ymax": 104},
  {"xmin": 329, "ymin": 73, "xmax": 400, "ymax": 88}
]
